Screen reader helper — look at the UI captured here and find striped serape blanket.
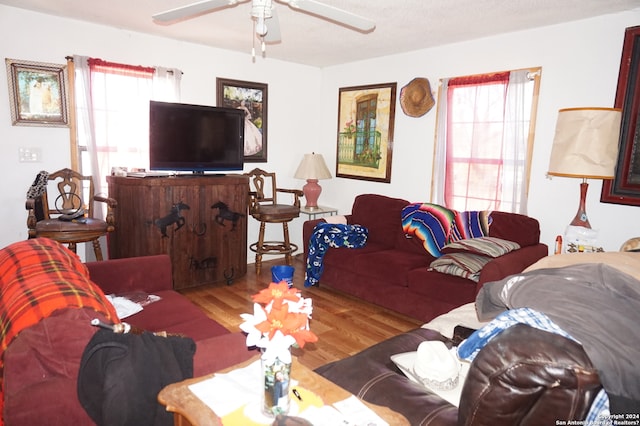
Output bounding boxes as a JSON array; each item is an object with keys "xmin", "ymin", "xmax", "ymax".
[{"xmin": 401, "ymin": 203, "xmax": 492, "ymax": 257}]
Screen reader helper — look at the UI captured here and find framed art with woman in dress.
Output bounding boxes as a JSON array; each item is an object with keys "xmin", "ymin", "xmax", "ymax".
[{"xmin": 217, "ymin": 78, "xmax": 268, "ymax": 162}]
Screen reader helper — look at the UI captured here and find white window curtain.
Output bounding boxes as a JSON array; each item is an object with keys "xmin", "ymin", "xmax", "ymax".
[
  {"xmin": 73, "ymin": 55, "xmax": 102, "ymax": 218},
  {"xmin": 73, "ymin": 56, "xmax": 181, "ymax": 203},
  {"xmin": 432, "ymin": 78, "xmax": 449, "ymax": 206},
  {"xmin": 152, "ymin": 66, "xmax": 182, "ymax": 101},
  {"xmin": 502, "ymin": 69, "xmax": 532, "ymax": 215},
  {"xmin": 432, "ymin": 70, "xmax": 533, "ymax": 214}
]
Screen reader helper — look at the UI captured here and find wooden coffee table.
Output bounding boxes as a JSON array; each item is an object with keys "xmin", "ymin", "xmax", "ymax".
[{"xmin": 158, "ymin": 355, "xmax": 409, "ymax": 425}]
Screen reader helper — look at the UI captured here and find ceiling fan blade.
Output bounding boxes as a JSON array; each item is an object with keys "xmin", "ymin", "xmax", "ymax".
[
  {"xmin": 281, "ymin": 0, "xmax": 375, "ymax": 32},
  {"xmin": 263, "ymin": 7, "xmax": 281, "ymax": 43},
  {"xmin": 152, "ymin": 0, "xmax": 244, "ymax": 24}
]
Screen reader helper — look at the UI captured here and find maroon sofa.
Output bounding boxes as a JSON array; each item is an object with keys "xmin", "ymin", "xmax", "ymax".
[
  {"xmin": 303, "ymin": 194, "xmax": 548, "ymax": 322},
  {"xmin": 2, "ymin": 247, "xmax": 253, "ymax": 425}
]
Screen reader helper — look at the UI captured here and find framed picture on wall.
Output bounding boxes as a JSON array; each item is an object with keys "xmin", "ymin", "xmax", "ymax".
[
  {"xmin": 336, "ymin": 82, "xmax": 397, "ymax": 182},
  {"xmin": 601, "ymin": 25, "xmax": 640, "ymax": 206},
  {"xmin": 5, "ymin": 58, "xmax": 69, "ymax": 127},
  {"xmin": 216, "ymin": 78, "xmax": 268, "ymax": 162}
]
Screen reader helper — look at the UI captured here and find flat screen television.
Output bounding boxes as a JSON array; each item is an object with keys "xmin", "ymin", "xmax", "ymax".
[{"xmin": 149, "ymin": 100, "xmax": 245, "ymax": 173}]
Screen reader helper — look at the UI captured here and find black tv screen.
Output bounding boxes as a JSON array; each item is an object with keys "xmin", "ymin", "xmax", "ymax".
[{"xmin": 149, "ymin": 101, "xmax": 244, "ymax": 173}]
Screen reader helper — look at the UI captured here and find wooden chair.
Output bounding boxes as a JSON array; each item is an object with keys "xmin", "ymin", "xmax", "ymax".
[
  {"xmin": 245, "ymin": 168, "xmax": 303, "ymax": 275},
  {"xmin": 25, "ymin": 168, "xmax": 117, "ymax": 261}
]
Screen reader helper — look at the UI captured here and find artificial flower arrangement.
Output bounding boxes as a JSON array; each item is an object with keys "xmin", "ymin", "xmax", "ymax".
[{"xmin": 240, "ymin": 280, "xmax": 318, "ymax": 363}]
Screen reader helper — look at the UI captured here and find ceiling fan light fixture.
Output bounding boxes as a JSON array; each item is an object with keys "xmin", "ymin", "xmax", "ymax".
[
  {"xmin": 255, "ymin": 15, "xmax": 268, "ymax": 36},
  {"xmin": 154, "ymin": 0, "xmax": 376, "ymax": 60}
]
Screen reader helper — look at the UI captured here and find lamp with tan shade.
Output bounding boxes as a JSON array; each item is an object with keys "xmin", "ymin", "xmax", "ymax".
[
  {"xmin": 547, "ymin": 107, "xmax": 622, "ymax": 229},
  {"xmin": 294, "ymin": 153, "xmax": 332, "ymax": 209}
]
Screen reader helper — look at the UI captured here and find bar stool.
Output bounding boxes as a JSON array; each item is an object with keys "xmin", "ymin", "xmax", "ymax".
[{"xmin": 245, "ymin": 168, "xmax": 303, "ymax": 275}]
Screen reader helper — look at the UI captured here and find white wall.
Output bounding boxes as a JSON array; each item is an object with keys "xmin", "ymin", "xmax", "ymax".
[
  {"xmin": 0, "ymin": 5, "xmax": 321, "ymax": 261},
  {"xmin": 317, "ymin": 11, "xmax": 640, "ymax": 253},
  {"xmin": 1, "ymin": 4, "xmax": 639, "ymax": 261}
]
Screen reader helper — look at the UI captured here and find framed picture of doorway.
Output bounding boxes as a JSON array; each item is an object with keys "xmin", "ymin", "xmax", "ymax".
[{"xmin": 336, "ymin": 82, "xmax": 396, "ymax": 182}]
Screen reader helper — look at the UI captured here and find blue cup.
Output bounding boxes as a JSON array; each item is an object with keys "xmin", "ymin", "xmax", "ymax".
[{"xmin": 271, "ymin": 265, "xmax": 295, "ymax": 288}]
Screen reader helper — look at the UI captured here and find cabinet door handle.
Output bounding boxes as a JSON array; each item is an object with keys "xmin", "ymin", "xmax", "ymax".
[
  {"xmin": 191, "ymin": 223, "xmax": 207, "ymax": 236},
  {"xmin": 224, "ymin": 268, "xmax": 235, "ymax": 285}
]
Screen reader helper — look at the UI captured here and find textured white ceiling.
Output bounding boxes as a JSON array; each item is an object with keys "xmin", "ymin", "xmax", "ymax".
[{"xmin": 2, "ymin": 0, "xmax": 639, "ymax": 67}]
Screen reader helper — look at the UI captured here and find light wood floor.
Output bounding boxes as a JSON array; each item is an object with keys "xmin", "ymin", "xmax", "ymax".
[{"xmin": 180, "ymin": 254, "xmax": 423, "ymax": 371}]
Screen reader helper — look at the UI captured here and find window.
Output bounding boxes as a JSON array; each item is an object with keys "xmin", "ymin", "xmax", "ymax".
[
  {"xmin": 73, "ymin": 57, "xmax": 181, "ymax": 200},
  {"xmin": 432, "ymin": 68, "xmax": 540, "ymax": 214}
]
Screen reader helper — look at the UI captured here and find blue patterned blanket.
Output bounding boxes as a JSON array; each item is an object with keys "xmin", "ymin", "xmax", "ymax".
[{"xmin": 305, "ymin": 223, "xmax": 368, "ymax": 287}]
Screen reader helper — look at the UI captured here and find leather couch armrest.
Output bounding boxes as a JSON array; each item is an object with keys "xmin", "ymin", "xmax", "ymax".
[
  {"xmin": 459, "ymin": 324, "xmax": 601, "ymax": 425},
  {"xmin": 86, "ymin": 254, "xmax": 173, "ymax": 295},
  {"xmin": 315, "ymin": 328, "xmax": 458, "ymax": 426}
]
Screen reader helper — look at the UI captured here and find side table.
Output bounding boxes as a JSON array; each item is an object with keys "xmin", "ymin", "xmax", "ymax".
[
  {"xmin": 299, "ymin": 206, "xmax": 338, "ymax": 220},
  {"xmin": 158, "ymin": 356, "xmax": 409, "ymax": 425}
]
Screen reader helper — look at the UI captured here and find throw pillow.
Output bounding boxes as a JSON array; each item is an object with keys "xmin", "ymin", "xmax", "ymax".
[
  {"xmin": 429, "ymin": 252, "xmax": 492, "ymax": 282},
  {"xmin": 441, "ymin": 236, "xmax": 520, "ymax": 258}
]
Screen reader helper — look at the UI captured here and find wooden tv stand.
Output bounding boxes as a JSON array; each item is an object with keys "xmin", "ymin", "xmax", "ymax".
[{"xmin": 107, "ymin": 175, "xmax": 248, "ymax": 289}]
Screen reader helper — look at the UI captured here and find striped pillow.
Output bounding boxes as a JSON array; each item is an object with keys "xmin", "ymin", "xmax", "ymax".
[
  {"xmin": 441, "ymin": 237, "xmax": 520, "ymax": 258},
  {"xmin": 429, "ymin": 253, "xmax": 492, "ymax": 282}
]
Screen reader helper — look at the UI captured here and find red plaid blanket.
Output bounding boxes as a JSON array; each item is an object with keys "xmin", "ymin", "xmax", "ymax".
[{"xmin": 0, "ymin": 238, "xmax": 119, "ymax": 361}]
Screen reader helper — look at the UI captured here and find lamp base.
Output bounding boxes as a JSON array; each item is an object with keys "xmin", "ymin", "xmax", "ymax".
[
  {"xmin": 302, "ymin": 179, "xmax": 322, "ymax": 209},
  {"xmin": 569, "ymin": 181, "xmax": 591, "ymax": 229}
]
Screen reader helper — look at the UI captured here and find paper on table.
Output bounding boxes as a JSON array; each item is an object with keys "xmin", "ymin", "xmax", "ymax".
[
  {"xmin": 298, "ymin": 396, "xmax": 390, "ymax": 426},
  {"xmin": 188, "ymin": 360, "xmax": 263, "ymax": 417},
  {"xmin": 297, "ymin": 405, "xmax": 351, "ymax": 426},
  {"xmin": 332, "ymin": 395, "xmax": 389, "ymax": 426}
]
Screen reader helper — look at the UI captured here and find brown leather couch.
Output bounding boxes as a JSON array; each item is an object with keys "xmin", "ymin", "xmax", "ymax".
[{"xmin": 315, "ymin": 325, "xmax": 601, "ymax": 425}]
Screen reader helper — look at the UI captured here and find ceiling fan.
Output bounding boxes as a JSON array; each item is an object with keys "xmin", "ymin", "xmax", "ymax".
[{"xmin": 152, "ymin": 0, "xmax": 376, "ymax": 45}]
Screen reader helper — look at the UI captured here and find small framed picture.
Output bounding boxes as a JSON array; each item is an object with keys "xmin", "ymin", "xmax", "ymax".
[
  {"xmin": 5, "ymin": 58, "xmax": 69, "ymax": 127},
  {"xmin": 216, "ymin": 78, "xmax": 268, "ymax": 162}
]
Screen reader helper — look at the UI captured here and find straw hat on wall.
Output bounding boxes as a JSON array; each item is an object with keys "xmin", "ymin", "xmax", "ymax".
[{"xmin": 400, "ymin": 77, "xmax": 435, "ymax": 117}]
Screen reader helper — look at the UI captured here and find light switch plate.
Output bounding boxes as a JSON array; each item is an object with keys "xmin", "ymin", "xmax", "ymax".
[{"xmin": 18, "ymin": 147, "xmax": 42, "ymax": 162}]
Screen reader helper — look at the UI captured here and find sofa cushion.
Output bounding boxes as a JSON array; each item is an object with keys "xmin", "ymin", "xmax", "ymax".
[
  {"xmin": 123, "ymin": 290, "xmax": 229, "ymax": 341},
  {"xmin": 352, "ymin": 249, "xmax": 433, "ymax": 288},
  {"xmin": 488, "ymin": 211, "xmax": 540, "ymax": 247},
  {"xmin": 442, "ymin": 237, "xmax": 520, "ymax": 258},
  {"xmin": 87, "ymin": 254, "xmax": 173, "ymax": 294},
  {"xmin": 407, "ymin": 268, "xmax": 478, "ymax": 305},
  {"xmin": 430, "ymin": 253, "xmax": 492, "ymax": 282},
  {"xmin": 349, "ymin": 194, "xmax": 410, "ymax": 248}
]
